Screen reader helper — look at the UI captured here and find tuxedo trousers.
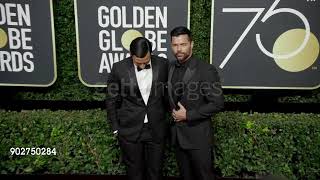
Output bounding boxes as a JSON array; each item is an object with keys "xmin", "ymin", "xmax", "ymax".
[
  {"xmin": 176, "ymin": 146, "xmax": 215, "ymax": 180},
  {"xmin": 118, "ymin": 123, "xmax": 164, "ymax": 180}
]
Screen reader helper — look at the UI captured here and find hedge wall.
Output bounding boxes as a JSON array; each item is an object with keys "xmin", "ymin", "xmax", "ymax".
[
  {"xmin": 0, "ymin": 0, "xmax": 318, "ymax": 103},
  {"xmin": 1, "ymin": 110, "xmax": 319, "ymax": 179}
]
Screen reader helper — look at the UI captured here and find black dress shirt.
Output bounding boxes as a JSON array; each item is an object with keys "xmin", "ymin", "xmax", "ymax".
[{"xmin": 171, "ymin": 58, "xmax": 193, "ymax": 109}]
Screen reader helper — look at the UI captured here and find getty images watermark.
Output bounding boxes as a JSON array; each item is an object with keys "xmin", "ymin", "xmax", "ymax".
[{"xmin": 107, "ymin": 78, "xmax": 223, "ymax": 101}]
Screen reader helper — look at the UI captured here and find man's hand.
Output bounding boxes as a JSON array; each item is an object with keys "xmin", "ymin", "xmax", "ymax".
[
  {"xmin": 172, "ymin": 102, "xmax": 187, "ymax": 122},
  {"xmin": 113, "ymin": 130, "xmax": 118, "ymax": 137}
]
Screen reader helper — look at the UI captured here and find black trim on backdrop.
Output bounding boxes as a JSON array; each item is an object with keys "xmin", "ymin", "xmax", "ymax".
[
  {"xmin": 0, "ymin": 87, "xmax": 319, "ymax": 113},
  {"xmin": 0, "ymin": 100, "xmax": 319, "ymax": 113},
  {"xmin": 0, "ymin": 175, "xmax": 244, "ymax": 180},
  {"xmin": 0, "ymin": 100, "xmax": 103, "ymax": 111}
]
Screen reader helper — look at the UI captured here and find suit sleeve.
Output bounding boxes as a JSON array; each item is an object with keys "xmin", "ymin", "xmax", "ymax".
[
  {"xmin": 106, "ymin": 63, "xmax": 121, "ymax": 132},
  {"xmin": 186, "ymin": 66, "xmax": 224, "ymax": 122}
]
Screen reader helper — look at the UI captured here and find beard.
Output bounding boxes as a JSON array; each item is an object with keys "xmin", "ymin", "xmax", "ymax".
[{"xmin": 175, "ymin": 52, "xmax": 190, "ymax": 62}]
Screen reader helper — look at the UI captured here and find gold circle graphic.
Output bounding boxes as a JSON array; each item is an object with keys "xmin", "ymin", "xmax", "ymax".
[
  {"xmin": 0, "ymin": 28, "xmax": 8, "ymax": 48},
  {"xmin": 121, "ymin": 29, "xmax": 143, "ymax": 51},
  {"xmin": 273, "ymin": 29, "xmax": 320, "ymax": 72}
]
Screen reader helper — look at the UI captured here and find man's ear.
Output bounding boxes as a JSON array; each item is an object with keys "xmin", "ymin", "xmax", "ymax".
[
  {"xmin": 191, "ymin": 41, "xmax": 194, "ymax": 49},
  {"xmin": 132, "ymin": 55, "xmax": 137, "ymax": 65}
]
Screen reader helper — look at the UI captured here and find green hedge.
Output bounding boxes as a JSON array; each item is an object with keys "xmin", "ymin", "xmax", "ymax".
[
  {"xmin": 215, "ymin": 112, "xmax": 320, "ymax": 179},
  {"xmin": 1, "ymin": 110, "xmax": 319, "ymax": 179},
  {"xmin": 0, "ymin": 0, "xmax": 317, "ymax": 102}
]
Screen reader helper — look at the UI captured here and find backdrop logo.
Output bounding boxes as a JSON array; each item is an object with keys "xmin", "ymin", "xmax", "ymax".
[
  {"xmin": 98, "ymin": 6, "xmax": 168, "ymax": 74},
  {"xmin": 0, "ymin": 3, "xmax": 34, "ymax": 73},
  {"xmin": 75, "ymin": 0, "xmax": 190, "ymax": 87},
  {"xmin": 211, "ymin": 0, "xmax": 320, "ymax": 89},
  {"xmin": 0, "ymin": 0, "xmax": 56, "ymax": 87}
]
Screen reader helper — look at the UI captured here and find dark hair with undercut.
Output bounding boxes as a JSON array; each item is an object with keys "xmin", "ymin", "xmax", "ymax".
[
  {"xmin": 170, "ymin": 26, "xmax": 192, "ymax": 41},
  {"xmin": 130, "ymin": 37, "xmax": 152, "ymax": 58}
]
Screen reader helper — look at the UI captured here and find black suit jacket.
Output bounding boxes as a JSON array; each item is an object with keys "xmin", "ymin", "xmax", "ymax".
[
  {"xmin": 106, "ymin": 55, "xmax": 169, "ymax": 143},
  {"xmin": 168, "ymin": 56, "xmax": 224, "ymax": 149}
]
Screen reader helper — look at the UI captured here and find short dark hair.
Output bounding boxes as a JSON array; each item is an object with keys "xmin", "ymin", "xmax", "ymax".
[
  {"xmin": 170, "ymin": 26, "xmax": 192, "ymax": 41},
  {"xmin": 130, "ymin": 37, "xmax": 152, "ymax": 58}
]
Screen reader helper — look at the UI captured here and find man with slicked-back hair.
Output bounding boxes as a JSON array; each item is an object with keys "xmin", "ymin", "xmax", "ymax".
[{"xmin": 106, "ymin": 37, "xmax": 169, "ymax": 180}]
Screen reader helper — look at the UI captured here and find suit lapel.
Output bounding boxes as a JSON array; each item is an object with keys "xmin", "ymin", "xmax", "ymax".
[
  {"xmin": 146, "ymin": 56, "xmax": 159, "ymax": 105},
  {"xmin": 172, "ymin": 57, "xmax": 197, "ymax": 108},
  {"xmin": 182, "ymin": 57, "xmax": 197, "ymax": 85},
  {"xmin": 168, "ymin": 64, "xmax": 176, "ymax": 109},
  {"xmin": 127, "ymin": 58, "xmax": 143, "ymax": 99},
  {"xmin": 182, "ymin": 68, "xmax": 196, "ymax": 85},
  {"xmin": 168, "ymin": 64, "xmax": 175, "ymax": 85},
  {"xmin": 151, "ymin": 56, "xmax": 159, "ymax": 90}
]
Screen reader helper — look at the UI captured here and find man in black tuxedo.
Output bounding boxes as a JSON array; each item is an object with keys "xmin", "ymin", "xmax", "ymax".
[
  {"xmin": 106, "ymin": 37, "xmax": 168, "ymax": 180},
  {"xmin": 168, "ymin": 26, "xmax": 224, "ymax": 180}
]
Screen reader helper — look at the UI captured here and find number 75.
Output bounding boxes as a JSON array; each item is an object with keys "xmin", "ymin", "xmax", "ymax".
[{"xmin": 219, "ymin": 0, "xmax": 310, "ymax": 69}]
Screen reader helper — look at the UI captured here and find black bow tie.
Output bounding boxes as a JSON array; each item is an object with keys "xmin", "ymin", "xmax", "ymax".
[{"xmin": 137, "ymin": 64, "xmax": 151, "ymax": 72}]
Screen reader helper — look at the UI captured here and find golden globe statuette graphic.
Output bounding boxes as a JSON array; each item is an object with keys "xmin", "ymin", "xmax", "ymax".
[
  {"xmin": 121, "ymin": 29, "xmax": 143, "ymax": 51},
  {"xmin": 273, "ymin": 29, "xmax": 320, "ymax": 72},
  {"xmin": 0, "ymin": 28, "xmax": 8, "ymax": 48}
]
